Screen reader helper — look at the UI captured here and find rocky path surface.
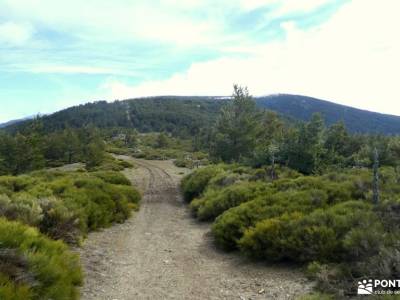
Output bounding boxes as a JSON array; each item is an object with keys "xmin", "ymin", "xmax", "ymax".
[{"xmin": 79, "ymin": 157, "xmax": 312, "ymax": 300}]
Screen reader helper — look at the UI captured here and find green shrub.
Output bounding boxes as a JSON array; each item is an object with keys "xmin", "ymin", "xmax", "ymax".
[
  {"xmin": 173, "ymin": 158, "xmax": 188, "ymax": 168},
  {"xmin": 212, "ymin": 189, "xmax": 330, "ymax": 250},
  {"xmin": 248, "ymin": 166, "xmax": 302, "ymax": 182},
  {"xmin": 106, "ymin": 146, "xmax": 130, "ymax": 155},
  {"xmin": 239, "ymin": 212, "xmax": 304, "ymax": 261},
  {"xmin": 114, "ymin": 184, "xmax": 141, "ymax": 204},
  {"xmin": 190, "ymin": 181, "xmax": 273, "ymax": 221},
  {"xmin": 0, "ymin": 176, "xmax": 34, "ymax": 195},
  {"xmin": 94, "ymin": 162, "xmax": 124, "ymax": 171},
  {"xmin": 0, "ymin": 170, "xmax": 141, "ymax": 244},
  {"xmin": 92, "ymin": 154, "xmax": 132, "ymax": 171},
  {"xmin": 118, "ymin": 159, "xmax": 134, "ymax": 169},
  {"xmin": 181, "ymin": 165, "xmax": 224, "ymax": 202},
  {"xmin": 185, "ymin": 163, "xmax": 400, "ymax": 297},
  {"xmin": 0, "ymin": 194, "xmax": 43, "ymax": 226},
  {"xmin": 51, "ymin": 173, "xmax": 141, "ymax": 233},
  {"xmin": 92, "ymin": 171, "xmax": 131, "ymax": 185},
  {"xmin": 238, "ymin": 201, "xmax": 376, "ymax": 263},
  {"xmin": 207, "ymin": 171, "xmax": 247, "ymax": 190},
  {"xmin": 342, "ymin": 224, "xmax": 384, "ymax": 260},
  {"xmin": 0, "ymin": 218, "xmax": 82, "ymax": 300},
  {"xmin": 38, "ymin": 197, "xmax": 82, "ymax": 244},
  {"xmin": 212, "ymin": 196, "xmax": 276, "ymax": 250}
]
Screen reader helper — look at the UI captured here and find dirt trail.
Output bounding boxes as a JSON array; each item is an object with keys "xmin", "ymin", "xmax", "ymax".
[{"xmin": 79, "ymin": 157, "xmax": 312, "ymax": 300}]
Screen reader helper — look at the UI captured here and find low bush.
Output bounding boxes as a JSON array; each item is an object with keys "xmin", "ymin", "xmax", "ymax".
[
  {"xmin": 118, "ymin": 159, "xmax": 134, "ymax": 169},
  {"xmin": 173, "ymin": 158, "xmax": 188, "ymax": 168},
  {"xmin": 106, "ymin": 146, "xmax": 131, "ymax": 155},
  {"xmin": 212, "ymin": 189, "xmax": 331, "ymax": 250},
  {"xmin": 92, "ymin": 171, "xmax": 131, "ymax": 185},
  {"xmin": 0, "ymin": 170, "xmax": 141, "ymax": 244},
  {"xmin": 182, "ymin": 162, "xmax": 400, "ymax": 297},
  {"xmin": 190, "ymin": 181, "xmax": 273, "ymax": 221},
  {"xmin": 207, "ymin": 170, "xmax": 247, "ymax": 190},
  {"xmin": 0, "ymin": 218, "xmax": 82, "ymax": 300},
  {"xmin": 0, "ymin": 194, "xmax": 43, "ymax": 226},
  {"xmin": 173, "ymin": 152, "xmax": 210, "ymax": 169},
  {"xmin": 239, "ymin": 201, "xmax": 376, "ymax": 262},
  {"xmin": 181, "ymin": 165, "xmax": 224, "ymax": 202},
  {"xmin": 0, "ymin": 176, "xmax": 34, "ymax": 195},
  {"xmin": 93, "ymin": 154, "xmax": 133, "ymax": 172}
]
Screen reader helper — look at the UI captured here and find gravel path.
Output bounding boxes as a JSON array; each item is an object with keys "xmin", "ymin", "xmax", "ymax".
[{"xmin": 79, "ymin": 157, "xmax": 313, "ymax": 300}]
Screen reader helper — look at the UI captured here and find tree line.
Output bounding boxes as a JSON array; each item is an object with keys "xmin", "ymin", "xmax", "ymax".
[
  {"xmin": 203, "ymin": 85, "xmax": 400, "ymax": 174},
  {"xmin": 0, "ymin": 119, "xmax": 106, "ymax": 175}
]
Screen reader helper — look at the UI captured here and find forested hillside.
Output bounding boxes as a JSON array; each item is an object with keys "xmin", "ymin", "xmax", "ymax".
[
  {"xmin": 5, "ymin": 98, "xmax": 224, "ymax": 137},
  {"xmin": 256, "ymin": 94, "xmax": 400, "ymax": 134},
  {"xmin": 4, "ymin": 94, "xmax": 400, "ymax": 136},
  {"xmin": 0, "ymin": 116, "xmax": 34, "ymax": 128}
]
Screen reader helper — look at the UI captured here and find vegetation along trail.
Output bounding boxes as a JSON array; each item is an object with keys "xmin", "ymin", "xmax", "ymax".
[{"xmin": 80, "ymin": 156, "xmax": 312, "ymax": 300}]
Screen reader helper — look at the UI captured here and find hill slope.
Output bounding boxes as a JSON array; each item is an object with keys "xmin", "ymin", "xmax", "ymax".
[
  {"xmin": 256, "ymin": 94, "xmax": 400, "ymax": 134},
  {"xmin": 4, "ymin": 94, "xmax": 400, "ymax": 135},
  {"xmin": 6, "ymin": 97, "xmax": 224, "ymax": 136},
  {"xmin": 0, "ymin": 116, "xmax": 34, "ymax": 128}
]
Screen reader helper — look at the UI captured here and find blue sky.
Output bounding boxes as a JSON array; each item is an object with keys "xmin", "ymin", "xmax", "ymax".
[{"xmin": 0, "ymin": 0, "xmax": 399, "ymax": 122}]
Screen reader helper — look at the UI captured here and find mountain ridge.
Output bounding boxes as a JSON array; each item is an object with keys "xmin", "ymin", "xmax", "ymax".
[
  {"xmin": 0, "ymin": 116, "xmax": 35, "ymax": 128},
  {"xmin": 255, "ymin": 94, "xmax": 400, "ymax": 134},
  {"xmin": 2, "ymin": 94, "xmax": 400, "ymax": 135}
]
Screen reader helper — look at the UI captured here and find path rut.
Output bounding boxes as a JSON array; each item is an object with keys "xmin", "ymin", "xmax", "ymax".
[{"xmin": 79, "ymin": 157, "xmax": 312, "ymax": 300}]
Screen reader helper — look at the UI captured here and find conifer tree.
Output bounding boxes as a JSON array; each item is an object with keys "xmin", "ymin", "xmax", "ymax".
[{"xmin": 211, "ymin": 85, "xmax": 260, "ymax": 162}]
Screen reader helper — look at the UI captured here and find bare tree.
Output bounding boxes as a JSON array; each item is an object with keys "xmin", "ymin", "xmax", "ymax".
[{"xmin": 268, "ymin": 143, "xmax": 279, "ymax": 180}]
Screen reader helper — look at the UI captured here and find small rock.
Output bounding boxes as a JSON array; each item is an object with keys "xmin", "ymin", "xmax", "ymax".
[{"xmin": 258, "ymin": 288, "xmax": 265, "ymax": 294}]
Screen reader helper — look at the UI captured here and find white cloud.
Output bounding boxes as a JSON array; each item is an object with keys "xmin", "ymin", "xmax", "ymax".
[
  {"xmin": 1, "ymin": 0, "xmax": 220, "ymax": 47},
  {"xmin": 0, "ymin": 21, "xmax": 34, "ymax": 46},
  {"xmin": 101, "ymin": 79, "xmax": 138, "ymax": 100},
  {"xmin": 102, "ymin": 0, "xmax": 400, "ymax": 115},
  {"xmin": 276, "ymin": 0, "xmax": 333, "ymax": 14},
  {"xmin": 239, "ymin": 0, "xmax": 271, "ymax": 11},
  {"xmin": 0, "ymin": 0, "xmax": 332, "ymax": 48},
  {"xmin": 239, "ymin": 0, "xmax": 332, "ymax": 13},
  {"xmin": 27, "ymin": 65, "xmax": 138, "ymax": 76}
]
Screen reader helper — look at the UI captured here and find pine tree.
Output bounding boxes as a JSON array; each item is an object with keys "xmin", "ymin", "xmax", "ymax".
[
  {"xmin": 285, "ymin": 113, "xmax": 325, "ymax": 174},
  {"xmin": 63, "ymin": 129, "xmax": 80, "ymax": 164},
  {"xmin": 211, "ymin": 85, "xmax": 260, "ymax": 162}
]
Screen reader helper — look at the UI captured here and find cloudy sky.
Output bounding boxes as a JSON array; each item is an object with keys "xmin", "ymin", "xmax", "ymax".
[{"xmin": 0, "ymin": 0, "xmax": 399, "ymax": 122}]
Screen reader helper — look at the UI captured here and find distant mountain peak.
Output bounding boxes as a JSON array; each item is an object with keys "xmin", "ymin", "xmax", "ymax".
[{"xmin": 256, "ymin": 94, "xmax": 400, "ymax": 134}]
